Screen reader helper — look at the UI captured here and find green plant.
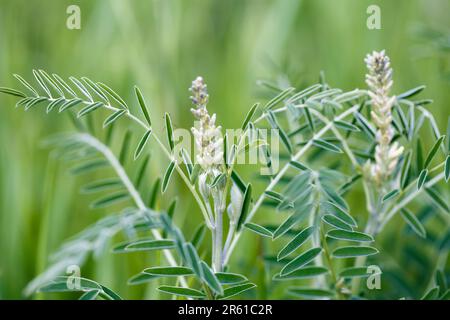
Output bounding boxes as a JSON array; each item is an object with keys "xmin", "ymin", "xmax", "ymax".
[{"xmin": 0, "ymin": 50, "xmax": 448, "ymax": 300}]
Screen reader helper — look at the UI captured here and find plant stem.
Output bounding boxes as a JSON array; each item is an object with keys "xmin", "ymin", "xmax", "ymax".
[{"xmin": 214, "ymin": 209, "xmax": 223, "ymax": 272}]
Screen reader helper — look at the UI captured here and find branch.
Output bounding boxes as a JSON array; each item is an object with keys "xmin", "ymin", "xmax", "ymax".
[
  {"xmin": 223, "ymin": 104, "xmax": 360, "ymax": 264},
  {"xmin": 73, "ymin": 133, "xmax": 188, "ymax": 288}
]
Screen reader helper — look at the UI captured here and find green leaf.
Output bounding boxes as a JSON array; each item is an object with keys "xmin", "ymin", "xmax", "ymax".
[
  {"xmin": 280, "ymin": 247, "xmax": 322, "ymax": 276},
  {"xmin": 165, "ymin": 113, "xmax": 174, "ymax": 151},
  {"xmin": 215, "ymin": 272, "xmax": 248, "ymax": 285},
  {"xmin": 326, "ymin": 230, "xmax": 373, "ymax": 242},
  {"xmin": 445, "ymin": 155, "xmax": 450, "ymax": 182},
  {"xmin": 264, "ymin": 87, "xmax": 294, "ymax": 110},
  {"xmin": 322, "ymin": 201, "xmax": 356, "ymax": 227},
  {"xmin": 288, "ymin": 287, "xmax": 334, "ymax": 298},
  {"xmin": 0, "ymin": 87, "xmax": 26, "ymax": 98},
  {"xmin": 219, "ymin": 283, "xmax": 256, "ymax": 300},
  {"xmin": 77, "ymin": 101, "xmax": 103, "ymax": 118},
  {"xmin": 134, "ymin": 86, "xmax": 152, "ymax": 127},
  {"xmin": 103, "ymin": 109, "xmax": 126, "ymax": 128},
  {"xmin": 97, "ymin": 82, "xmax": 128, "ymax": 109},
  {"xmin": 200, "ymin": 261, "xmax": 223, "ymax": 295},
  {"xmin": 162, "ymin": 161, "xmax": 176, "ymax": 193},
  {"xmin": 313, "ymin": 139, "xmax": 342, "ymax": 153},
  {"xmin": 90, "ymin": 192, "xmax": 129, "ymax": 208},
  {"xmin": 190, "ymin": 164, "xmax": 201, "ymax": 184},
  {"xmin": 79, "ymin": 290, "xmax": 100, "ymax": 300},
  {"xmin": 52, "ymin": 74, "xmax": 77, "ymax": 97},
  {"xmin": 59, "ymin": 98, "xmax": 83, "ymax": 112},
  {"xmin": 289, "ymin": 84, "xmax": 322, "ymax": 103},
  {"xmin": 417, "ymin": 169, "xmax": 428, "ymax": 190},
  {"xmin": 33, "ymin": 69, "xmax": 52, "ymax": 97},
  {"xmin": 46, "ymin": 98, "xmax": 65, "ymax": 113},
  {"xmin": 81, "ymin": 77, "xmax": 109, "ymax": 102},
  {"xmin": 416, "ymin": 139, "xmax": 424, "ymax": 171},
  {"xmin": 70, "ymin": 77, "xmax": 92, "ymax": 100},
  {"xmin": 277, "ymin": 226, "xmax": 315, "ymax": 261},
  {"xmin": 424, "ymin": 135, "xmax": 445, "ymax": 169},
  {"xmin": 71, "ymin": 159, "xmax": 109, "ymax": 174},
  {"xmin": 100, "ymin": 285, "xmax": 123, "ymax": 300},
  {"xmin": 13, "ymin": 74, "xmax": 38, "ymax": 96},
  {"xmin": 332, "ymin": 246, "xmax": 378, "ymax": 258},
  {"xmin": 184, "ymin": 243, "xmax": 202, "ymax": 277},
  {"xmin": 339, "ymin": 266, "xmax": 370, "ymax": 279},
  {"xmin": 191, "ymin": 224, "xmax": 206, "ymax": 248},
  {"xmin": 158, "ymin": 286, "xmax": 205, "ymax": 299},
  {"xmin": 289, "ymin": 160, "xmax": 309, "ymax": 171},
  {"xmin": 273, "ymin": 208, "xmax": 311, "ymax": 239},
  {"xmin": 180, "ymin": 148, "xmax": 193, "ymax": 175},
  {"xmin": 334, "ymin": 120, "xmax": 360, "ymax": 132},
  {"xmin": 264, "ymin": 190, "xmax": 284, "ymax": 203},
  {"xmin": 210, "ymin": 173, "xmax": 226, "ymax": 188},
  {"xmin": 400, "ymin": 151, "xmax": 412, "ymax": 189},
  {"xmin": 273, "ymin": 267, "xmax": 328, "ymax": 281},
  {"xmin": 397, "ymin": 85, "xmax": 426, "ymax": 99},
  {"xmin": 148, "ymin": 178, "xmax": 161, "ymax": 209},
  {"xmin": 38, "ymin": 276, "xmax": 101, "ymax": 293},
  {"xmin": 144, "ymin": 266, "xmax": 194, "ymax": 277},
  {"xmin": 400, "ymin": 209, "xmax": 426, "ymax": 238},
  {"xmin": 236, "ymin": 184, "xmax": 252, "ymax": 232},
  {"xmin": 241, "ymin": 103, "xmax": 259, "ymax": 130},
  {"xmin": 128, "ymin": 272, "xmax": 158, "ymax": 285},
  {"xmin": 304, "ymin": 107, "xmax": 315, "ymax": 132},
  {"xmin": 322, "ymin": 215, "xmax": 353, "ymax": 231},
  {"xmin": 244, "ymin": 223, "xmax": 272, "ymax": 238},
  {"xmin": 279, "ymin": 127, "xmax": 293, "ymax": 154},
  {"xmin": 24, "ymin": 97, "xmax": 47, "ymax": 110},
  {"xmin": 231, "ymin": 170, "xmax": 246, "ymax": 193},
  {"xmin": 81, "ymin": 178, "xmax": 122, "ymax": 193},
  {"xmin": 113, "ymin": 239, "xmax": 175, "ymax": 253},
  {"xmin": 267, "ymin": 111, "xmax": 292, "ymax": 153},
  {"xmin": 134, "ymin": 130, "xmax": 152, "ymax": 160},
  {"xmin": 382, "ymin": 189, "xmax": 399, "ymax": 203},
  {"xmin": 425, "ymin": 187, "xmax": 450, "ymax": 214},
  {"xmin": 135, "ymin": 154, "xmax": 150, "ymax": 189},
  {"xmin": 421, "ymin": 287, "xmax": 440, "ymax": 300},
  {"xmin": 354, "ymin": 111, "xmax": 376, "ymax": 138}
]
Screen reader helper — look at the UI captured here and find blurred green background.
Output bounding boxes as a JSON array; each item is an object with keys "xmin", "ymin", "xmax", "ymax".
[{"xmin": 0, "ymin": 0, "xmax": 449, "ymax": 299}]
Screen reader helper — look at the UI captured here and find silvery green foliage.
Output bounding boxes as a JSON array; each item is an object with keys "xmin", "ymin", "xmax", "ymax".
[{"xmin": 0, "ymin": 51, "xmax": 449, "ymax": 300}]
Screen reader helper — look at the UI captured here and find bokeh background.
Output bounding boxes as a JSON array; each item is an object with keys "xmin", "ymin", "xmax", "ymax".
[{"xmin": 0, "ymin": 0, "xmax": 449, "ymax": 299}]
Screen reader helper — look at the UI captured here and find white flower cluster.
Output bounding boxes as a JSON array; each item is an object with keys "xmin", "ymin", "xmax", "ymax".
[
  {"xmin": 190, "ymin": 76, "xmax": 224, "ymax": 175},
  {"xmin": 365, "ymin": 50, "xmax": 404, "ymax": 186}
]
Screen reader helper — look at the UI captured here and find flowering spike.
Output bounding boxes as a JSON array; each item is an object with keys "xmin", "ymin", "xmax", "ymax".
[{"xmin": 364, "ymin": 51, "xmax": 404, "ymax": 186}]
